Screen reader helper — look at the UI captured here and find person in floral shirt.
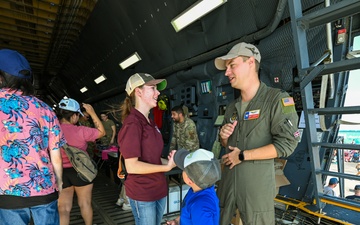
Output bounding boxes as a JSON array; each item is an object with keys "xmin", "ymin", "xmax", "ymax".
[{"xmin": 0, "ymin": 49, "xmax": 64, "ymax": 225}]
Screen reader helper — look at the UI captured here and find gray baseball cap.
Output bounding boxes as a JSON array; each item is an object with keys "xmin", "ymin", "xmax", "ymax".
[
  {"xmin": 214, "ymin": 42, "xmax": 261, "ymax": 70},
  {"xmin": 125, "ymin": 73, "xmax": 167, "ymax": 96},
  {"xmin": 174, "ymin": 148, "xmax": 221, "ymax": 189}
]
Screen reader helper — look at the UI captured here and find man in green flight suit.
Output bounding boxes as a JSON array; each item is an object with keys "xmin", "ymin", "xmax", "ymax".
[{"xmin": 214, "ymin": 42, "xmax": 300, "ymax": 225}]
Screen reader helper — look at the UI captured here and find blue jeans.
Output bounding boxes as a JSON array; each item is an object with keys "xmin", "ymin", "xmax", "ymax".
[
  {"xmin": 129, "ymin": 196, "xmax": 166, "ymax": 225},
  {"xmin": 0, "ymin": 200, "xmax": 59, "ymax": 225}
]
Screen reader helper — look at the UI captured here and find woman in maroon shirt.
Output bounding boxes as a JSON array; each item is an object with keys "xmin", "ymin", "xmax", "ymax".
[{"xmin": 118, "ymin": 73, "xmax": 176, "ymax": 225}]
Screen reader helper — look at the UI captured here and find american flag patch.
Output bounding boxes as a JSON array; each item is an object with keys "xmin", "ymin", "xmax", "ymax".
[{"xmin": 282, "ymin": 97, "xmax": 295, "ymax": 106}]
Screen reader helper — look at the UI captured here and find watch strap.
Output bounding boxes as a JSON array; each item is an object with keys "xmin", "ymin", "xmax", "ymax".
[{"xmin": 239, "ymin": 150, "xmax": 244, "ymax": 161}]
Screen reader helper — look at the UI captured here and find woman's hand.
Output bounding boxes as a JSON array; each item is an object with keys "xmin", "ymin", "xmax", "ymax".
[
  {"xmin": 166, "ymin": 216, "xmax": 179, "ymax": 224},
  {"xmin": 167, "ymin": 150, "xmax": 177, "ymax": 169}
]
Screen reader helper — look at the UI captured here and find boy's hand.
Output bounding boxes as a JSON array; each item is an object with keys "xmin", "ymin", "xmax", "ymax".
[{"xmin": 166, "ymin": 217, "xmax": 179, "ymax": 224}]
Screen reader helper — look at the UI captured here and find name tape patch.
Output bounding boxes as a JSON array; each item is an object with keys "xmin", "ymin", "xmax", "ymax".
[{"xmin": 244, "ymin": 109, "xmax": 260, "ymax": 120}]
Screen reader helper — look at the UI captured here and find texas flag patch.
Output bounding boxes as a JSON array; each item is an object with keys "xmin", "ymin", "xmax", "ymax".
[
  {"xmin": 244, "ymin": 109, "xmax": 260, "ymax": 120},
  {"xmin": 282, "ymin": 97, "xmax": 295, "ymax": 106}
]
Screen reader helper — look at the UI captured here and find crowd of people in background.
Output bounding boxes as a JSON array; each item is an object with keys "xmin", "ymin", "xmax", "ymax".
[{"xmin": 325, "ymin": 138, "xmax": 360, "ymax": 202}]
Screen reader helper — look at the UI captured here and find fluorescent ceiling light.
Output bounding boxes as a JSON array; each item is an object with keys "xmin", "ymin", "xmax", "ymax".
[
  {"xmin": 80, "ymin": 87, "xmax": 88, "ymax": 93},
  {"xmin": 119, "ymin": 52, "xmax": 142, "ymax": 70},
  {"xmin": 171, "ymin": 0, "xmax": 227, "ymax": 32},
  {"xmin": 94, "ymin": 74, "xmax": 107, "ymax": 84}
]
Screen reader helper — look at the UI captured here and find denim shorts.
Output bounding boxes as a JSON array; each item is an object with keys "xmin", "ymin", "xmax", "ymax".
[
  {"xmin": 129, "ymin": 196, "xmax": 166, "ymax": 225},
  {"xmin": 0, "ymin": 199, "xmax": 59, "ymax": 225}
]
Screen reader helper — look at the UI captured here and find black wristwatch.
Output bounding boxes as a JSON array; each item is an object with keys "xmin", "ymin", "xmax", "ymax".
[{"xmin": 238, "ymin": 150, "xmax": 245, "ymax": 161}]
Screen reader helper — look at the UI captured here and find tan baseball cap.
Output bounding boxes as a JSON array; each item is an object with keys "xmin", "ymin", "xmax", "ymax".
[
  {"xmin": 125, "ymin": 73, "xmax": 167, "ymax": 95},
  {"xmin": 214, "ymin": 42, "xmax": 261, "ymax": 70}
]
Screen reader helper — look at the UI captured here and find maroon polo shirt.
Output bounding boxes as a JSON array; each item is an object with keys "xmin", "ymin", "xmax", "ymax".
[{"xmin": 118, "ymin": 108, "xmax": 167, "ymax": 201}]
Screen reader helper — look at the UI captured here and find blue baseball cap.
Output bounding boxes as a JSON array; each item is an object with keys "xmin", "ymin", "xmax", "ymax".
[
  {"xmin": 58, "ymin": 98, "xmax": 84, "ymax": 116},
  {"xmin": 329, "ymin": 178, "xmax": 338, "ymax": 185},
  {"xmin": 0, "ymin": 49, "xmax": 32, "ymax": 78}
]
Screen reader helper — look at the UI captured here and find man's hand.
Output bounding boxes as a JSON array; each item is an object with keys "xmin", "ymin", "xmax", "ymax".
[
  {"xmin": 219, "ymin": 121, "xmax": 238, "ymax": 147},
  {"xmin": 166, "ymin": 217, "xmax": 179, "ymax": 225},
  {"xmin": 219, "ymin": 120, "xmax": 238, "ymax": 140},
  {"xmin": 221, "ymin": 146, "xmax": 241, "ymax": 169}
]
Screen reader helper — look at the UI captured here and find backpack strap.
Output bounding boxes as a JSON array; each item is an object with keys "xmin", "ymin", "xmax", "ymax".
[{"xmin": 117, "ymin": 153, "xmax": 126, "ymax": 179}]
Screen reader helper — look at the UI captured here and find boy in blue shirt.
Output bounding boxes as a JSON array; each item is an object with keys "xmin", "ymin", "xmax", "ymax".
[{"xmin": 167, "ymin": 149, "xmax": 221, "ymax": 225}]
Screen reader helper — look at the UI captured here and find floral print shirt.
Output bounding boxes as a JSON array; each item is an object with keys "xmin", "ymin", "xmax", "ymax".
[{"xmin": 0, "ymin": 89, "xmax": 65, "ymax": 197}]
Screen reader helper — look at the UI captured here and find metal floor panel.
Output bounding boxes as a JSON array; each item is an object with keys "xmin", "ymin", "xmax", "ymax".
[
  {"xmin": 69, "ymin": 170, "xmax": 179, "ymax": 225},
  {"xmin": 69, "ymin": 171, "xmax": 134, "ymax": 225}
]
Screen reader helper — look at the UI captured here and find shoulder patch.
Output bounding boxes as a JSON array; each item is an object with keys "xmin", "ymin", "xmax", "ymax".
[{"xmin": 281, "ymin": 97, "xmax": 295, "ymax": 106}]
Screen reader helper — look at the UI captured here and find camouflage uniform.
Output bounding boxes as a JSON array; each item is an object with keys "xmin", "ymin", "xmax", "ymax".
[
  {"xmin": 170, "ymin": 117, "xmax": 199, "ymax": 152},
  {"xmin": 78, "ymin": 119, "xmax": 91, "ymax": 128},
  {"xmin": 100, "ymin": 119, "xmax": 115, "ymax": 146}
]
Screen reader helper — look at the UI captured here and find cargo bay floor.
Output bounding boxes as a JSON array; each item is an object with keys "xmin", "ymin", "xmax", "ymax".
[{"xmin": 69, "ymin": 170, "xmax": 179, "ymax": 225}]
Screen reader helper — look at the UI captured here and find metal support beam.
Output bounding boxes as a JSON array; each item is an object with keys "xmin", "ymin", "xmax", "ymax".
[
  {"xmin": 300, "ymin": 57, "xmax": 360, "ymax": 89},
  {"xmin": 310, "ymin": 106, "xmax": 360, "ymax": 115},
  {"xmin": 313, "ymin": 142, "xmax": 360, "ymax": 151},
  {"xmin": 297, "ymin": 0, "xmax": 360, "ymax": 29}
]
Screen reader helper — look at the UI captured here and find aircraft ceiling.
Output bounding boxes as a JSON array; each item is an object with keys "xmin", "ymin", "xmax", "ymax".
[{"xmin": 0, "ymin": 0, "xmax": 359, "ymax": 108}]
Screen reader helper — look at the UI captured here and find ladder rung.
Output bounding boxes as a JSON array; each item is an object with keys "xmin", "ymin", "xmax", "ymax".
[
  {"xmin": 300, "ymin": 57, "xmax": 360, "ymax": 90},
  {"xmin": 313, "ymin": 57, "xmax": 360, "ymax": 76},
  {"xmin": 312, "ymin": 142, "xmax": 360, "ymax": 150},
  {"xmin": 317, "ymin": 170, "xmax": 360, "ymax": 181},
  {"xmin": 297, "ymin": 0, "xmax": 360, "ymax": 30},
  {"xmin": 308, "ymin": 106, "xmax": 360, "ymax": 115},
  {"xmin": 321, "ymin": 195, "xmax": 360, "ymax": 208}
]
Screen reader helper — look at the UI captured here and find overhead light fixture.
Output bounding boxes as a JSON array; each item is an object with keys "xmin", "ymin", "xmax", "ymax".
[
  {"xmin": 119, "ymin": 52, "xmax": 142, "ymax": 70},
  {"xmin": 171, "ymin": 0, "xmax": 227, "ymax": 32},
  {"xmin": 94, "ymin": 74, "xmax": 107, "ymax": 84},
  {"xmin": 80, "ymin": 87, "xmax": 88, "ymax": 93}
]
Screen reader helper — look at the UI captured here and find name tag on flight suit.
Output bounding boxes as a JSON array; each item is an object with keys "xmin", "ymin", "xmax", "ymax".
[{"xmin": 244, "ymin": 109, "xmax": 260, "ymax": 120}]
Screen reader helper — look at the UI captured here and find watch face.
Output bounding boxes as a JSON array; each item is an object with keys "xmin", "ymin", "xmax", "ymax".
[{"xmin": 239, "ymin": 151, "xmax": 244, "ymax": 161}]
